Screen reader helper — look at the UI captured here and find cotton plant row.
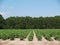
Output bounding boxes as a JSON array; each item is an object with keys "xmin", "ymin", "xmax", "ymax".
[{"xmin": 35, "ymin": 29, "xmax": 60, "ymax": 41}]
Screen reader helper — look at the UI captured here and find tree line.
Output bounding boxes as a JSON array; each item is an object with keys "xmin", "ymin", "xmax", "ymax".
[{"xmin": 0, "ymin": 14, "xmax": 60, "ymax": 29}]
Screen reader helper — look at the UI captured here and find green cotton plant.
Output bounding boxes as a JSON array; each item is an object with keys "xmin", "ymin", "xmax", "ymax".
[
  {"xmin": 34, "ymin": 29, "xmax": 60, "ymax": 41},
  {"xmin": 8, "ymin": 33, "xmax": 16, "ymax": 40},
  {"xmin": 0, "ymin": 30, "xmax": 30, "ymax": 40},
  {"xmin": 28, "ymin": 31, "xmax": 33, "ymax": 41},
  {"xmin": 35, "ymin": 31, "xmax": 42, "ymax": 41},
  {"xmin": 0, "ymin": 33, "xmax": 9, "ymax": 40},
  {"xmin": 36, "ymin": 34, "xmax": 42, "ymax": 41},
  {"xmin": 19, "ymin": 33, "xmax": 25, "ymax": 40},
  {"xmin": 0, "ymin": 29, "xmax": 60, "ymax": 41},
  {"xmin": 55, "ymin": 35, "xmax": 60, "ymax": 41},
  {"xmin": 19, "ymin": 30, "xmax": 30, "ymax": 40},
  {"xmin": 44, "ymin": 34, "xmax": 52, "ymax": 41}
]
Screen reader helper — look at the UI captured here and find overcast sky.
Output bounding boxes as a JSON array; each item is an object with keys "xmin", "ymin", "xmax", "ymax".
[{"xmin": 0, "ymin": 0, "xmax": 60, "ymax": 18}]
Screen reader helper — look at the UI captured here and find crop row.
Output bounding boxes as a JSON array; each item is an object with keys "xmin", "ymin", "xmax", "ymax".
[
  {"xmin": 35, "ymin": 29, "xmax": 60, "ymax": 41},
  {"xmin": 28, "ymin": 30, "xmax": 34, "ymax": 41},
  {"xmin": 0, "ymin": 29, "xmax": 60, "ymax": 41},
  {"xmin": 0, "ymin": 29, "xmax": 30, "ymax": 40}
]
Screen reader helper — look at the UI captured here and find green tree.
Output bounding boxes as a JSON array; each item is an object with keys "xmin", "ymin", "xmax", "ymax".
[{"xmin": 0, "ymin": 14, "xmax": 5, "ymax": 29}]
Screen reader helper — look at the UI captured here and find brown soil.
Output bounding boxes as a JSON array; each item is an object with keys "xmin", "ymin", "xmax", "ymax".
[{"xmin": 0, "ymin": 31, "xmax": 60, "ymax": 45}]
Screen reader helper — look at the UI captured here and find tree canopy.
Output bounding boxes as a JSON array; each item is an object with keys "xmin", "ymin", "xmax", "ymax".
[{"xmin": 0, "ymin": 14, "xmax": 60, "ymax": 29}]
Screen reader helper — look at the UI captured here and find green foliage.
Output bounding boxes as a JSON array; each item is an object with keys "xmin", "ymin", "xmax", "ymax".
[
  {"xmin": 35, "ymin": 31, "xmax": 42, "ymax": 41},
  {"xmin": 0, "ymin": 29, "xmax": 30, "ymax": 40},
  {"xmin": 0, "ymin": 14, "xmax": 5, "ymax": 29},
  {"xmin": 28, "ymin": 31, "xmax": 34, "ymax": 41},
  {"xmin": 0, "ymin": 29, "xmax": 60, "ymax": 41},
  {"xmin": 55, "ymin": 35, "xmax": 60, "ymax": 41},
  {"xmin": 34, "ymin": 29, "xmax": 60, "ymax": 41},
  {"xmin": 0, "ymin": 15, "xmax": 60, "ymax": 29}
]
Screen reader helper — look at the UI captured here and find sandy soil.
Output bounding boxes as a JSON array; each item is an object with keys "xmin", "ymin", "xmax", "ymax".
[{"xmin": 0, "ymin": 31, "xmax": 60, "ymax": 45}]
